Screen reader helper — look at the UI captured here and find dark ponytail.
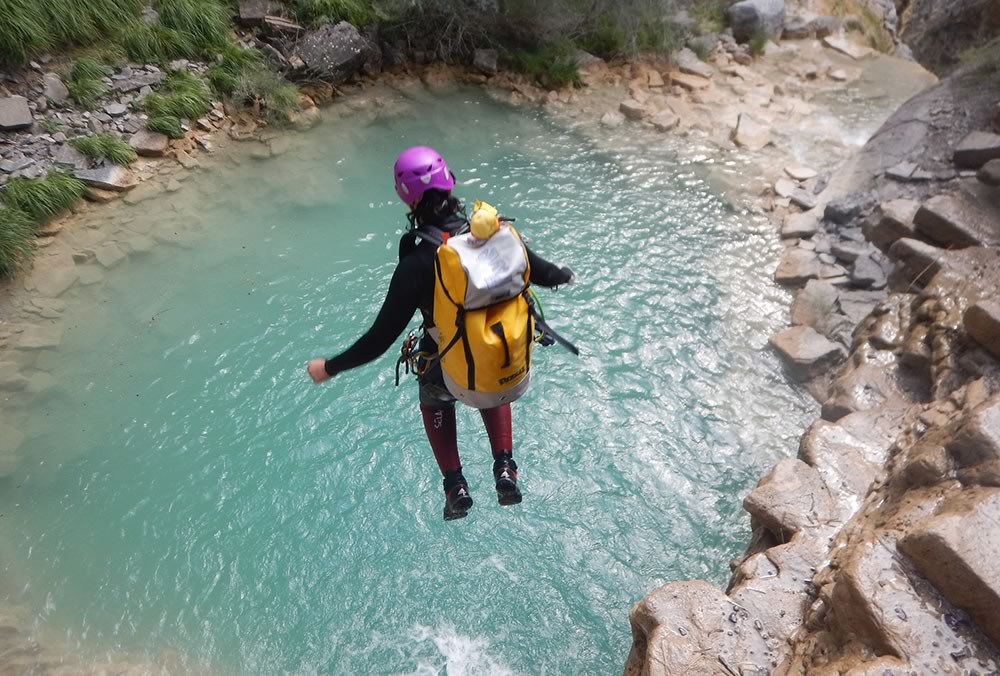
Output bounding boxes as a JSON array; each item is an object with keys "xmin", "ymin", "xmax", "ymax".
[{"xmin": 408, "ymin": 189, "xmax": 464, "ymax": 229}]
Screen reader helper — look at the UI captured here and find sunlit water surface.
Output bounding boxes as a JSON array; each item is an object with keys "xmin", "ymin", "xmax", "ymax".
[{"xmin": 0, "ymin": 88, "xmax": 816, "ymax": 673}]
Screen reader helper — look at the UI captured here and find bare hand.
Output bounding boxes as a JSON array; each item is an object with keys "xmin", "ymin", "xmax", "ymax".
[{"xmin": 307, "ymin": 358, "xmax": 331, "ymax": 384}]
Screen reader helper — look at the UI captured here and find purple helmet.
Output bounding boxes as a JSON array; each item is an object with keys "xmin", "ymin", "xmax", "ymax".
[{"xmin": 393, "ymin": 146, "xmax": 455, "ymax": 207}]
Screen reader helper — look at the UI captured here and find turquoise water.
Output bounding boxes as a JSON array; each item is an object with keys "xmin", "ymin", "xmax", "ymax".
[{"xmin": 0, "ymin": 88, "xmax": 814, "ymax": 673}]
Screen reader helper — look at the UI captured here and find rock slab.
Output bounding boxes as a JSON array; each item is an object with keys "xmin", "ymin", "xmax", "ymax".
[
  {"xmin": 743, "ymin": 458, "xmax": 836, "ymax": 535},
  {"xmin": 769, "ymin": 325, "xmax": 844, "ymax": 380},
  {"xmin": 954, "ymin": 130, "xmax": 1000, "ymax": 169},
  {"xmin": 472, "ymin": 49, "xmax": 498, "ymax": 76},
  {"xmin": 964, "ymin": 301, "xmax": 1000, "ymax": 359},
  {"xmin": 914, "ymin": 193, "xmax": 999, "ymax": 248},
  {"xmin": 75, "ymin": 166, "xmax": 137, "ymax": 192},
  {"xmin": 0, "ymin": 96, "xmax": 33, "ymax": 131},
  {"xmin": 732, "ymin": 113, "xmax": 769, "ymax": 150},
  {"xmin": 900, "ymin": 489, "xmax": 1000, "ymax": 648},
  {"xmin": 129, "ymin": 130, "xmax": 169, "ymax": 157}
]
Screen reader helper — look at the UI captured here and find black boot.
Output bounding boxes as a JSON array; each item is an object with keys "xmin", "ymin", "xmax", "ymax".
[
  {"xmin": 443, "ymin": 470, "xmax": 473, "ymax": 521},
  {"xmin": 493, "ymin": 454, "xmax": 522, "ymax": 506}
]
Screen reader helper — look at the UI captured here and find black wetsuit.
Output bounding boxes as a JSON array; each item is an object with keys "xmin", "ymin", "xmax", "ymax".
[{"xmin": 324, "ymin": 218, "xmax": 571, "ymax": 386}]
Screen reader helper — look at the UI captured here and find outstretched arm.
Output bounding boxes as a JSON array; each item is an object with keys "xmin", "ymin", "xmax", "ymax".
[
  {"xmin": 307, "ymin": 262, "xmax": 420, "ymax": 383},
  {"xmin": 526, "ymin": 246, "xmax": 574, "ymax": 288}
]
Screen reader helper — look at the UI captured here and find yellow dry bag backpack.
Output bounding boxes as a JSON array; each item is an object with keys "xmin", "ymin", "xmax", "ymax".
[{"xmin": 396, "ymin": 201, "xmax": 579, "ymax": 408}]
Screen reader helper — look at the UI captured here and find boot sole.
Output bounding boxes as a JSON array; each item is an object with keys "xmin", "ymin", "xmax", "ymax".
[
  {"xmin": 444, "ymin": 496, "xmax": 474, "ymax": 521},
  {"xmin": 496, "ymin": 480, "xmax": 522, "ymax": 506}
]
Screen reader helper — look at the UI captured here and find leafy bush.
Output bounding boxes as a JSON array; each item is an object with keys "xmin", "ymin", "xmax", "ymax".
[
  {"xmin": 143, "ymin": 70, "xmax": 212, "ymax": 120},
  {"xmin": 635, "ymin": 11, "xmax": 678, "ymax": 55},
  {"xmin": 294, "ymin": 0, "xmax": 376, "ymax": 27},
  {"xmin": 66, "ymin": 56, "xmax": 108, "ymax": 108},
  {"xmin": 509, "ymin": 40, "xmax": 581, "ymax": 89},
  {"xmin": 0, "ymin": 206, "xmax": 36, "ymax": 277},
  {"xmin": 70, "ymin": 133, "xmax": 138, "ymax": 165},
  {"xmin": 234, "ymin": 69, "xmax": 300, "ymax": 122},
  {"xmin": 156, "ymin": 0, "xmax": 230, "ymax": 52},
  {"xmin": 146, "ymin": 115, "xmax": 185, "ymax": 139},
  {"xmin": 116, "ymin": 19, "xmax": 194, "ymax": 63},
  {"xmin": 749, "ymin": 30, "xmax": 768, "ymax": 56},
  {"xmin": 0, "ymin": 172, "xmax": 85, "ymax": 222}
]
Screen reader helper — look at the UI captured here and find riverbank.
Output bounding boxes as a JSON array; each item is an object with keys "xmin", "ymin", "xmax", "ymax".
[{"xmin": 621, "ymin": 26, "xmax": 1000, "ymax": 676}]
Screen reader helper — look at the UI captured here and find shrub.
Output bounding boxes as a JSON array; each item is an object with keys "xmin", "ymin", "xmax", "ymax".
[
  {"xmin": 509, "ymin": 40, "xmax": 581, "ymax": 89},
  {"xmin": 146, "ymin": 115, "xmax": 185, "ymax": 139},
  {"xmin": 689, "ymin": 0, "xmax": 734, "ymax": 35},
  {"xmin": 156, "ymin": 0, "xmax": 231, "ymax": 52},
  {"xmin": 0, "ymin": 0, "xmax": 50, "ymax": 66},
  {"xmin": 294, "ymin": 0, "xmax": 376, "ymax": 27},
  {"xmin": 143, "ymin": 70, "xmax": 213, "ymax": 120},
  {"xmin": 234, "ymin": 69, "xmax": 300, "ymax": 122},
  {"xmin": 0, "ymin": 206, "xmax": 36, "ymax": 277},
  {"xmin": 749, "ymin": 30, "xmax": 768, "ymax": 56},
  {"xmin": 0, "ymin": 172, "xmax": 85, "ymax": 222},
  {"xmin": 66, "ymin": 56, "xmax": 108, "ymax": 109},
  {"xmin": 577, "ymin": 14, "xmax": 627, "ymax": 60},
  {"xmin": 206, "ymin": 43, "xmax": 265, "ymax": 96},
  {"xmin": 116, "ymin": 19, "xmax": 194, "ymax": 63},
  {"xmin": 635, "ymin": 11, "xmax": 678, "ymax": 55},
  {"xmin": 70, "ymin": 133, "xmax": 137, "ymax": 165}
]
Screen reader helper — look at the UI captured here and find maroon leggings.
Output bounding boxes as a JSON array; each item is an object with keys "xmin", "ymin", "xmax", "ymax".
[{"xmin": 420, "ymin": 403, "xmax": 512, "ymax": 475}]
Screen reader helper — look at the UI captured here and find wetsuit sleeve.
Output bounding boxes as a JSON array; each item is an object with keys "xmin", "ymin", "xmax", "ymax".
[
  {"xmin": 526, "ymin": 246, "xmax": 573, "ymax": 288},
  {"xmin": 323, "ymin": 260, "xmax": 421, "ymax": 376}
]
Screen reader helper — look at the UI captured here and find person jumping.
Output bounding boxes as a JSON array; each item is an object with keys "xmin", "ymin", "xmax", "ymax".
[{"xmin": 307, "ymin": 146, "xmax": 573, "ymax": 520}]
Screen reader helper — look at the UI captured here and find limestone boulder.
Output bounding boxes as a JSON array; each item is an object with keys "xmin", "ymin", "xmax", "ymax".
[
  {"xmin": 43, "ymin": 73, "xmax": 69, "ymax": 105},
  {"xmin": 624, "ymin": 580, "xmax": 775, "ymax": 676},
  {"xmin": 791, "ymin": 278, "xmax": 838, "ymax": 324},
  {"xmin": 900, "ymin": 489, "xmax": 1000, "ymax": 648},
  {"xmin": 618, "ymin": 99, "xmax": 647, "ymax": 121},
  {"xmin": 727, "ymin": 0, "xmax": 786, "ymax": 43},
  {"xmin": 887, "ymin": 237, "xmax": 945, "ymax": 287},
  {"xmin": 977, "ymin": 158, "xmax": 1000, "ymax": 186},
  {"xmin": 674, "ymin": 47, "xmax": 713, "ymax": 79},
  {"xmin": 669, "ymin": 72, "xmax": 710, "ymax": 92},
  {"xmin": 865, "ymin": 199, "xmax": 919, "ymax": 252},
  {"xmin": 472, "ymin": 48, "xmax": 498, "ymax": 76},
  {"xmin": 914, "ymin": 193, "xmax": 1000, "ymax": 248},
  {"xmin": 963, "ymin": 301, "xmax": 1000, "ymax": 359},
  {"xmin": 832, "ymin": 537, "xmax": 998, "ymax": 671},
  {"xmin": 732, "ymin": 113, "xmax": 770, "ymax": 150},
  {"xmin": 824, "ymin": 191, "xmax": 877, "ymax": 227},
  {"xmin": 948, "ymin": 394, "xmax": 1000, "ymax": 467},
  {"xmin": 0, "ymin": 96, "xmax": 32, "ymax": 131},
  {"xmin": 782, "ymin": 212, "xmax": 819, "ymax": 239},
  {"xmin": 774, "ymin": 248, "xmax": 819, "ymax": 286},
  {"xmin": 237, "ymin": 0, "xmax": 282, "ymax": 24},
  {"xmin": 743, "ymin": 458, "xmax": 837, "ymax": 536},
  {"xmin": 650, "ymin": 111, "xmax": 679, "ymax": 132},
  {"xmin": 294, "ymin": 21, "xmax": 377, "ymax": 84},
  {"xmin": 953, "ymin": 130, "xmax": 1000, "ymax": 169},
  {"xmin": 128, "ymin": 130, "xmax": 169, "ymax": 157},
  {"xmin": 821, "ymin": 362, "xmax": 908, "ymax": 422},
  {"xmin": 769, "ymin": 325, "xmax": 845, "ymax": 381}
]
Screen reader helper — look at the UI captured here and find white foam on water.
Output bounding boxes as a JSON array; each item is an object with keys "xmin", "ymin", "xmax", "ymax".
[{"xmin": 401, "ymin": 624, "xmax": 518, "ymax": 676}]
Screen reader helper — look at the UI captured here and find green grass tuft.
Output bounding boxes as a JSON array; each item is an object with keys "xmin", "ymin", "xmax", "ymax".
[
  {"xmin": 207, "ymin": 43, "xmax": 265, "ymax": 96},
  {"xmin": 294, "ymin": 0, "xmax": 376, "ymax": 27},
  {"xmin": 509, "ymin": 40, "xmax": 581, "ymax": 89},
  {"xmin": 207, "ymin": 44, "xmax": 300, "ymax": 122},
  {"xmin": 0, "ymin": 0, "xmax": 51, "ymax": 66},
  {"xmin": 0, "ymin": 171, "xmax": 85, "ymax": 223},
  {"xmin": 0, "ymin": 206, "xmax": 36, "ymax": 277},
  {"xmin": 749, "ymin": 30, "xmax": 768, "ymax": 56},
  {"xmin": 65, "ymin": 56, "xmax": 108, "ymax": 109},
  {"xmin": 146, "ymin": 115, "xmax": 185, "ymax": 139},
  {"xmin": 689, "ymin": 0, "xmax": 736, "ymax": 35},
  {"xmin": 117, "ymin": 19, "xmax": 194, "ymax": 63},
  {"xmin": 70, "ymin": 133, "xmax": 137, "ymax": 165},
  {"xmin": 577, "ymin": 14, "xmax": 627, "ymax": 61},
  {"xmin": 143, "ymin": 70, "xmax": 213, "ymax": 120},
  {"xmin": 156, "ymin": 0, "xmax": 231, "ymax": 52}
]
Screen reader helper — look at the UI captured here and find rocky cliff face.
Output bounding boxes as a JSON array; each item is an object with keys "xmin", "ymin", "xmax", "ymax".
[
  {"xmin": 625, "ymin": 48, "xmax": 1000, "ymax": 676},
  {"xmin": 897, "ymin": 0, "xmax": 1000, "ymax": 75}
]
